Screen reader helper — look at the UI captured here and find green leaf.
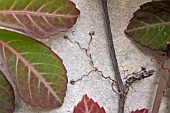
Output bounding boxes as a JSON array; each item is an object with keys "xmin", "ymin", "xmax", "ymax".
[
  {"xmin": 125, "ymin": 1, "xmax": 170, "ymax": 51},
  {"xmin": 0, "ymin": 29, "xmax": 67, "ymax": 108},
  {"xmin": 0, "ymin": 69, "xmax": 15, "ymax": 113},
  {"xmin": 0, "ymin": 0, "xmax": 80, "ymax": 39}
]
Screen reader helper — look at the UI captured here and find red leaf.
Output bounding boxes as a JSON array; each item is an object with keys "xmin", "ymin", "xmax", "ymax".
[
  {"xmin": 73, "ymin": 94, "xmax": 106, "ymax": 113},
  {"xmin": 131, "ymin": 108, "xmax": 148, "ymax": 113}
]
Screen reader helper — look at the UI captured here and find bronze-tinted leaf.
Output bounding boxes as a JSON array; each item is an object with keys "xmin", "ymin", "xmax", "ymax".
[
  {"xmin": 0, "ymin": 29, "xmax": 67, "ymax": 108},
  {"xmin": 0, "ymin": 0, "xmax": 80, "ymax": 39},
  {"xmin": 125, "ymin": 1, "xmax": 170, "ymax": 51},
  {"xmin": 0, "ymin": 69, "xmax": 15, "ymax": 113},
  {"xmin": 73, "ymin": 94, "xmax": 106, "ymax": 113}
]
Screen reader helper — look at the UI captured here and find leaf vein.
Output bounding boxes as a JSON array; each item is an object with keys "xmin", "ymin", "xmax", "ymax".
[
  {"xmin": 147, "ymin": 26, "xmax": 165, "ymax": 44},
  {"xmin": 52, "ymin": 7, "xmax": 64, "ymax": 14},
  {"xmin": 143, "ymin": 11, "xmax": 164, "ymax": 22},
  {"xmin": 0, "ymin": 86, "xmax": 13, "ymax": 98},
  {"xmin": 26, "ymin": 14, "xmax": 46, "ymax": 33},
  {"xmin": 0, "ymin": 41, "xmax": 62, "ymax": 104},
  {"xmin": 32, "ymin": 63, "xmax": 63, "ymax": 69},
  {"xmin": 40, "ymin": 73, "xmax": 66, "ymax": 82},
  {"xmin": 24, "ymin": 0, "xmax": 36, "ymax": 11},
  {"xmin": 0, "ymin": 11, "xmax": 78, "ymax": 18},
  {"xmin": 9, "ymin": 0, "xmax": 18, "ymax": 10},
  {"xmin": 42, "ymin": 16, "xmax": 55, "ymax": 28},
  {"xmin": 28, "ymin": 68, "xmax": 34, "ymax": 103},
  {"xmin": 2, "ymin": 45, "xmax": 6, "ymax": 62},
  {"xmin": 126, "ymin": 22, "xmax": 170, "ymax": 32},
  {"xmin": 15, "ymin": 56, "xmax": 21, "ymax": 94},
  {"xmin": 12, "ymin": 13, "xmax": 38, "ymax": 36},
  {"xmin": 0, "ymin": 97, "xmax": 12, "ymax": 106},
  {"xmin": 36, "ymin": 1, "xmax": 55, "ymax": 13}
]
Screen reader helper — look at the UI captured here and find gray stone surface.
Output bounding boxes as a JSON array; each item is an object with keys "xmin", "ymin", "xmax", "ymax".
[{"xmin": 12, "ymin": 0, "xmax": 166, "ymax": 113}]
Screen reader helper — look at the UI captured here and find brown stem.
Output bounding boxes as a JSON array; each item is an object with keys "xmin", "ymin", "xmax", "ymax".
[{"xmin": 152, "ymin": 42, "xmax": 170, "ymax": 113}]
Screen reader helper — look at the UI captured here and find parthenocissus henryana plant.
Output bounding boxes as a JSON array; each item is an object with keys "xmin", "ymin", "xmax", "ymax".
[
  {"xmin": 0, "ymin": 0, "xmax": 80, "ymax": 112},
  {"xmin": 1, "ymin": 0, "xmax": 170, "ymax": 113}
]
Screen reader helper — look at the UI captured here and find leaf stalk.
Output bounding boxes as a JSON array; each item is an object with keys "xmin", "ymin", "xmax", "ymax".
[{"xmin": 152, "ymin": 42, "xmax": 170, "ymax": 113}]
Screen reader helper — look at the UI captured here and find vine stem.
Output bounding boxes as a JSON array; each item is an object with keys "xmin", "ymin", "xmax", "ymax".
[
  {"xmin": 152, "ymin": 42, "xmax": 170, "ymax": 113},
  {"xmin": 101, "ymin": 0, "xmax": 125, "ymax": 113},
  {"xmin": 151, "ymin": 58, "xmax": 170, "ymax": 113}
]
